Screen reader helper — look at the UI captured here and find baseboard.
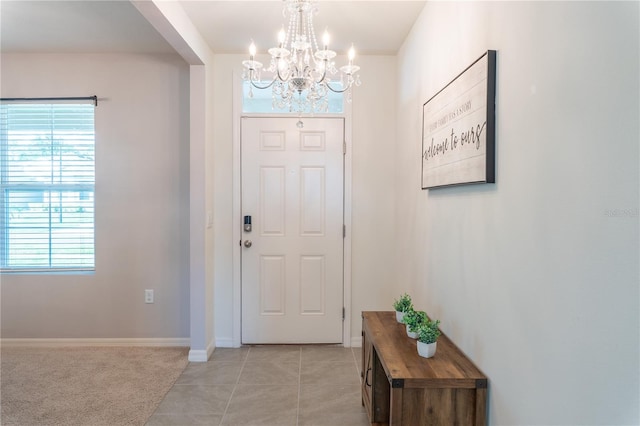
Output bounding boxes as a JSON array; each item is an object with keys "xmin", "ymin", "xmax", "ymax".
[
  {"xmin": 187, "ymin": 349, "xmax": 208, "ymax": 362},
  {"xmin": 215, "ymin": 338, "xmax": 235, "ymax": 348},
  {"xmin": 214, "ymin": 338, "xmax": 362, "ymax": 348},
  {"xmin": 351, "ymin": 336, "xmax": 362, "ymax": 347},
  {"xmin": 0, "ymin": 337, "xmax": 190, "ymax": 347},
  {"xmin": 188, "ymin": 340, "xmax": 215, "ymax": 362}
]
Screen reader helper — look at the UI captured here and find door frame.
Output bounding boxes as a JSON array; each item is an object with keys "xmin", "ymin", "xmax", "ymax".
[{"xmin": 231, "ymin": 72, "xmax": 353, "ymax": 347}]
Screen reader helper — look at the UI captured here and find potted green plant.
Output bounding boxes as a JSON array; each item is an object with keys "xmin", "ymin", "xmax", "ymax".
[
  {"xmin": 417, "ymin": 319, "xmax": 441, "ymax": 358},
  {"xmin": 392, "ymin": 293, "xmax": 413, "ymax": 323},
  {"xmin": 403, "ymin": 309, "xmax": 427, "ymax": 339}
]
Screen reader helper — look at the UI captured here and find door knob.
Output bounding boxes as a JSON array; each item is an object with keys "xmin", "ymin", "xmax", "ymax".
[{"xmin": 243, "ymin": 240, "xmax": 252, "ymax": 248}]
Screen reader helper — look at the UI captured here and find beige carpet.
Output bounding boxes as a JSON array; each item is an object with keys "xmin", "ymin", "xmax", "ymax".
[{"xmin": 1, "ymin": 346, "xmax": 189, "ymax": 426}]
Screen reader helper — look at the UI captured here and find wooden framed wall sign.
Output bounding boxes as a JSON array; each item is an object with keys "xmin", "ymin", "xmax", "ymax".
[{"xmin": 422, "ymin": 50, "xmax": 496, "ymax": 189}]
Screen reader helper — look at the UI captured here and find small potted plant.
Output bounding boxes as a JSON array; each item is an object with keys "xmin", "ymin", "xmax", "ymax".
[
  {"xmin": 417, "ymin": 319, "xmax": 441, "ymax": 358},
  {"xmin": 403, "ymin": 309, "xmax": 427, "ymax": 339},
  {"xmin": 392, "ymin": 293, "xmax": 413, "ymax": 323}
]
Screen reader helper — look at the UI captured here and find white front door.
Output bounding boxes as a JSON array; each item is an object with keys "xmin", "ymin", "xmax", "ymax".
[{"xmin": 241, "ymin": 117, "xmax": 344, "ymax": 344}]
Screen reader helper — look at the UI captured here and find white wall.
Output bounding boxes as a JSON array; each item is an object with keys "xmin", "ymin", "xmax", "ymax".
[
  {"xmin": 395, "ymin": 1, "xmax": 639, "ymax": 425},
  {"xmin": 350, "ymin": 55, "xmax": 399, "ymax": 340},
  {"xmin": 133, "ymin": 0, "xmax": 218, "ymax": 360},
  {"xmin": 211, "ymin": 54, "xmax": 397, "ymax": 345},
  {"xmin": 211, "ymin": 54, "xmax": 237, "ymax": 346},
  {"xmin": 0, "ymin": 53, "xmax": 191, "ymax": 340}
]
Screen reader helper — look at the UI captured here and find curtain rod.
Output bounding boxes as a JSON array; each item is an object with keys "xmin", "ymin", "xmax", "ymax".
[{"xmin": 0, "ymin": 96, "xmax": 98, "ymax": 107}]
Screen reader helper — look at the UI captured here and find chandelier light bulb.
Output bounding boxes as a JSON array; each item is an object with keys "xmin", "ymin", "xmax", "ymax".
[
  {"xmin": 278, "ymin": 58, "xmax": 287, "ymax": 72},
  {"xmin": 348, "ymin": 45, "xmax": 355, "ymax": 63},
  {"xmin": 278, "ymin": 28, "xmax": 286, "ymax": 47},
  {"xmin": 322, "ymin": 30, "xmax": 330, "ymax": 50},
  {"xmin": 249, "ymin": 42, "xmax": 257, "ymax": 59}
]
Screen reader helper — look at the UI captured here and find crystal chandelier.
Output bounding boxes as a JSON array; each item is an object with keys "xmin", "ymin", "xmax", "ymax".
[{"xmin": 242, "ymin": 0, "xmax": 361, "ymax": 114}]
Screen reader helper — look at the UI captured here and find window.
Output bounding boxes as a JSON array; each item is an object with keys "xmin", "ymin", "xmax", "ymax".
[
  {"xmin": 0, "ymin": 103, "xmax": 95, "ymax": 272},
  {"xmin": 242, "ymin": 81, "xmax": 345, "ymax": 114}
]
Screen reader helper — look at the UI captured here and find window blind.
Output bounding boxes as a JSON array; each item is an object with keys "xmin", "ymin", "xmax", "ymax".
[{"xmin": 0, "ymin": 103, "xmax": 95, "ymax": 272}]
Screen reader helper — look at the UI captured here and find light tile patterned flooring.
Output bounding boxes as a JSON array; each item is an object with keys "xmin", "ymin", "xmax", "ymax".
[{"xmin": 146, "ymin": 345, "xmax": 368, "ymax": 426}]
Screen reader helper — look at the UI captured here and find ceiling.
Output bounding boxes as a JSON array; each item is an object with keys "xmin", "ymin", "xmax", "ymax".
[
  {"xmin": 1, "ymin": 0, "xmax": 426, "ymax": 56},
  {"xmin": 0, "ymin": 1, "xmax": 175, "ymax": 54}
]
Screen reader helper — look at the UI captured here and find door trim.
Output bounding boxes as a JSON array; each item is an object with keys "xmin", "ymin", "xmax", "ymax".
[{"xmin": 230, "ymin": 71, "xmax": 353, "ymax": 347}]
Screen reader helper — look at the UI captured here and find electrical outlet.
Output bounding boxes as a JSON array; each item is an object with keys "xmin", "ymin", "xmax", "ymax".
[{"xmin": 145, "ymin": 289, "xmax": 154, "ymax": 304}]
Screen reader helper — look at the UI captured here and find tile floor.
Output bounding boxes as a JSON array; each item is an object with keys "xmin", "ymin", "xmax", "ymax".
[{"xmin": 146, "ymin": 345, "xmax": 368, "ymax": 426}]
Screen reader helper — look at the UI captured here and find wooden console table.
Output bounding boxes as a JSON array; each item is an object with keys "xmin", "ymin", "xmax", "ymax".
[{"xmin": 361, "ymin": 311, "xmax": 488, "ymax": 425}]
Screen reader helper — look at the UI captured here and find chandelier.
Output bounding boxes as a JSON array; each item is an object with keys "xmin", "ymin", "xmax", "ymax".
[{"xmin": 242, "ymin": 0, "xmax": 361, "ymax": 114}]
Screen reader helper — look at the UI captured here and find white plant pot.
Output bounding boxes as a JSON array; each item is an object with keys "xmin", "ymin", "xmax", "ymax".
[
  {"xmin": 395, "ymin": 311, "xmax": 405, "ymax": 323},
  {"xmin": 406, "ymin": 324, "xmax": 418, "ymax": 339},
  {"xmin": 417, "ymin": 341, "xmax": 437, "ymax": 358}
]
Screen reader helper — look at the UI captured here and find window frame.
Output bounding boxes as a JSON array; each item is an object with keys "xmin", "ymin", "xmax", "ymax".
[{"xmin": 242, "ymin": 80, "xmax": 345, "ymax": 114}]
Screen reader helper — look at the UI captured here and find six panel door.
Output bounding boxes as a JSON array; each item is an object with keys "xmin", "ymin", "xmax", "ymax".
[{"xmin": 241, "ymin": 117, "xmax": 345, "ymax": 344}]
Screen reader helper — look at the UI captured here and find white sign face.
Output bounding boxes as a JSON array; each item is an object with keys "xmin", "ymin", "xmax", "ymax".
[{"xmin": 422, "ymin": 51, "xmax": 495, "ymax": 189}]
